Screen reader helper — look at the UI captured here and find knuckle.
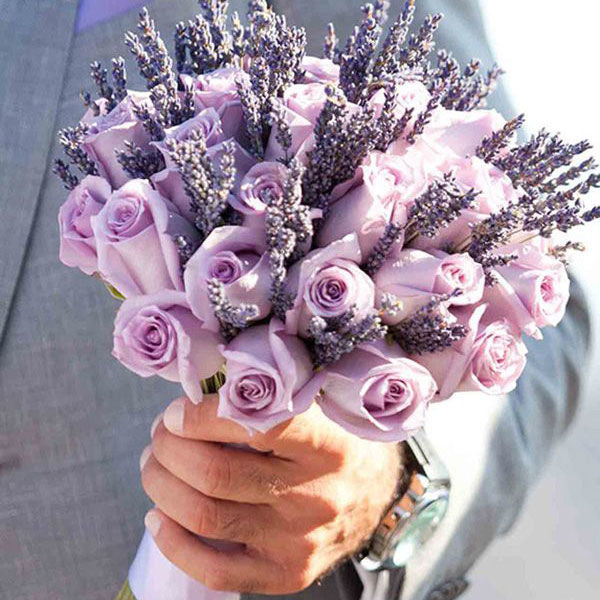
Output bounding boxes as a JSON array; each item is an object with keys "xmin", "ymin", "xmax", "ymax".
[
  {"xmin": 191, "ymin": 496, "xmax": 219, "ymax": 536},
  {"xmin": 202, "ymin": 452, "xmax": 232, "ymax": 497}
]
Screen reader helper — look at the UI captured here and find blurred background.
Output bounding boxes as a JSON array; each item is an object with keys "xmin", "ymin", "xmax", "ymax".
[{"xmin": 463, "ymin": 1, "xmax": 600, "ymax": 598}]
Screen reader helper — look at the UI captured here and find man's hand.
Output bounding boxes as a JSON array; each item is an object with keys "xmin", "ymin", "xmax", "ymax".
[{"xmin": 140, "ymin": 395, "xmax": 401, "ymax": 595}]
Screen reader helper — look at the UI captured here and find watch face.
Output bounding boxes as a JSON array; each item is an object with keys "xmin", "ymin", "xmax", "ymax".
[{"xmin": 390, "ymin": 491, "xmax": 449, "ymax": 568}]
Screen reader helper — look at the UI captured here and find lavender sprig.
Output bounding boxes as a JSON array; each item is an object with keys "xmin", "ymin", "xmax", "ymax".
[
  {"xmin": 309, "ymin": 307, "xmax": 388, "ymax": 368},
  {"xmin": 111, "ymin": 57, "xmax": 128, "ymax": 103},
  {"xmin": 390, "ymin": 293, "xmax": 467, "ymax": 355},
  {"xmin": 207, "ymin": 278, "xmax": 259, "ymax": 341},
  {"xmin": 339, "ymin": 1, "xmax": 390, "ymax": 103},
  {"xmin": 372, "ymin": 0, "xmax": 416, "ymax": 80},
  {"xmin": 270, "ymin": 100, "xmax": 293, "ymax": 164},
  {"xmin": 397, "ymin": 12, "xmax": 443, "ymax": 71},
  {"xmin": 115, "ymin": 141, "xmax": 165, "ymax": 179},
  {"xmin": 130, "ymin": 99, "xmax": 165, "ymax": 140},
  {"xmin": 265, "ymin": 159, "xmax": 312, "ymax": 319},
  {"xmin": 364, "ymin": 223, "xmax": 404, "ymax": 275},
  {"xmin": 476, "ymin": 114, "xmax": 525, "ymax": 162},
  {"xmin": 302, "ymin": 86, "xmax": 377, "ymax": 213},
  {"xmin": 125, "ymin": 8, "xmax": 183, "ymax": 125},
  {"xmin": 323, "ymin": 23, "xmax": 339, "ymax": 62},
  {"xmin": 166, "ymin": 131, "xmax": 236, "ymax": 239},
  {"xmin": 90, "ymin": 61, "xmax": 116, "ymax": 111},
  {"xmin": 79, "ymin": 90, "xmax": 102, "ymax": 117},
  {"xmin": 57, "ymin": 124, "xmax": 98, "ymax": 175},
  {"xmin": 405, "ymin": 174, "xmax": 479, "ymax": 242},
  {"xmin": 52, "ymin": 159, "xmax": 79, "ymax": 190}
]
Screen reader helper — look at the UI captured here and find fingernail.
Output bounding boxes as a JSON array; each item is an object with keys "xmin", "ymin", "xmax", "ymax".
[
  {"xmin": 151, "ymin": 412, "xmax": 163, "ymax": 438},
  {"xmin": 164, "ymin": 398, "xmax": 185, "ymax": 434},
  {"xmin": 139, "ymin": 445, "xmax": 152, "ymax": 471},
  {"xmin": 145, "ymin": 510, "xmax": 161, "ymax": 537}
]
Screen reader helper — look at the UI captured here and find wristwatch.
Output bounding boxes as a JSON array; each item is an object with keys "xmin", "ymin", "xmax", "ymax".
[{"xmin": 358, "ymin": 430, "xmax": 451, "ymax": 571}]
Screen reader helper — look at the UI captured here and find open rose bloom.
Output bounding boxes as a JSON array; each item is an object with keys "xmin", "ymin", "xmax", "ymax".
[{"xmin": 53, "ymin": 2, "xmax": 598, "ymax": 599}]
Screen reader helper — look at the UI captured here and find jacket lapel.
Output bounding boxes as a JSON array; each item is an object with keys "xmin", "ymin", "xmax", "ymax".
[{"xmin": 0, "ymin": 0, "xmax": 79, "ymax": 344}]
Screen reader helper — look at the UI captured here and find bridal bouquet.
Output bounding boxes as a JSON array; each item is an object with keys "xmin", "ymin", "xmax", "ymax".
[{"xmin": 54, "ymin": 0, "xmax": 598, "ymax": 597}]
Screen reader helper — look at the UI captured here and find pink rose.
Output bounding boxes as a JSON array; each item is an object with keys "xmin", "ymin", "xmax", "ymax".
[
  {"xmin": 318, "ymin": 341, "xmax": 437, "ymax": 442},
  {"xmin": 375, "ymin": 249, "xmax": 485, "ymax": 323},
  {"xmin": 411, "ymin": 156, "xmax": 518, "ymax": 252},
  {"xmin": 482, "ymin": 243, "xmax": 570, "ymax": 339},
  {"xmin": 301, "ymin": 56, "xmax": 340, "ymax": 84},
  {"xmin": 264, "ymin": 82, "xmax": 336, "ymax": 163},
  {"xmin": 112, "ymin": 291, "xmax": 223, "ymax": 404},
  {"xmin": 317, "ymin": 151, "xmax": 434, "ymax": 256},
  {"xmin": 58, "ymin": 175, "xmax": 111, "ymax": 275},
  {"xmin": 184, "ymin": 226, "xmax": 271, "ymax": 331},
  {"xmin": 283, "ymin": 82, "xmax": 329, "ymax": 125},
  {"xmin": 92, "ymin": 179, "xmax": 197, "ymax": 297},
  {"xmin": 182, "ymin": 67, "xmax": 248, "ymax": 112},
  {"xmin": 218, "ymin": 319, "xmax": 324, "ymax": 433},
  {"xmin": 417, "ymin": 305, "xmax": 528, "ymax": 399},
  {"xmin": 423, "ymin": 108, "xmax": 507, "ymax": 158},
  {"xmin": 81, "ymin": 91, "xmax": 153, "ymax": 189},
  {"xmin": 369, "ymin": 80, "xmax": 432, "ymax": 120},
  {"xmin": 151, "ymin": 140, "xmax": 258, "ymax": 223},
  {"xmin": 285, "ymin": 234, "xmax": 375, "ymax": 337},
  {"xmin": 152, "ymin": 108, "xmax": 226, "ymax": 168},
  {"xmin": 230, "ymin": 161, "xmax": 289, "ymax": 228}
]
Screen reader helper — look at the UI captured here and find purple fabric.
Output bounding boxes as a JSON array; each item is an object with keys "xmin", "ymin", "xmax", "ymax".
[{"xmin": 75, "ymin": 0, "xmax": 152, "ymax": 32}]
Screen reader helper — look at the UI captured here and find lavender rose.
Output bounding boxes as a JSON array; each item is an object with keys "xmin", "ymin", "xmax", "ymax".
[
  {"xmin": 301, "ymin": 56, "xmax": 340, "ymax": 84},
  {"xmin": 482, "ymin": 242, "xmax": 570, "ymax": 339},
  {"xmin": 218, "ymin": 319, "xmax": 324, "ymax": 432},
  {"xmin": 285, "ymin": 234, "xmax": 375, "ymax": 337},
  {"xmin": 152, "ymin": 108, "xmax": 226, "ymax": 168},
  {"xmin": 417, "ymin": 305, "xmax": 528, "ymax": 399},
  {"xmin": 181, "ymin": 67, "xmax": 248, "ymax": 112},
  {"xmin": 81, "ymin": 92, "xmax": 153, "ymax": 189},
  {"xmin": 113, "ymin": 291, "xmax": 223, "ymax": 404},
  {"xmin": 317, "ymin": 151, "xmax": 436, "ymax": 256},
  {"xmin": 184, "ymin": 226, "xmax": 271, "ymax": 331},
  {"xmin": 92, "ymin": 179, "xmax": 198, "ymax": 297},
  {"xmin": 318, "ymin": 341, "xmax": 437, "ymax": 442},
  {"xmin": 375, "ymin": 249, "xmax": 485, "ymax": 323},
  {"xmin": 58, "ymin": 175, "xmax": 111, "ymax": 275},
  {"xmin": 230, "ymin": 161, "xmax": 289, "ymax": 228}
]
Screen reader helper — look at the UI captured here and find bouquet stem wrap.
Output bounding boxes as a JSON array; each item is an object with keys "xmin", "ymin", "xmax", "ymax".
[{"xmin": 130, "ymin": 372, "xmax": 241, "ymax": 600}]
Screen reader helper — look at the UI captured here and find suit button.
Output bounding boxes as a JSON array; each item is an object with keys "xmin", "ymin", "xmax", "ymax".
[{"xmin": 426, "ymin": 578, "xmax": 469, "ymax": 600}]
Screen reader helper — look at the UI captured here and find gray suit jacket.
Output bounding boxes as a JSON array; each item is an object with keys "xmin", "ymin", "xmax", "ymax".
[{"xmin": 0, "ymin": 1, "xmax": 590, "ymax": 600}]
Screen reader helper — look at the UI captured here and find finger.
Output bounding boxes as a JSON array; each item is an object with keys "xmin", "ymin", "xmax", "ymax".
[
  {"xmin": 152, "ymin": 423, "xmax": 292, "ymax": 504},
  {"xmin": 140, "ymin": 448, "xmax": 271, "ymax": 546},
  {"xmin": 144, "ymin": 508, "xmax": 289, "ymax": 594},
  {"xmin": 164, "ymin": 396, "xmax": 344, "ymax": 462},
  {"xmin": 163, "ymin": 396, "xmax": 258, "ymax": 446}
]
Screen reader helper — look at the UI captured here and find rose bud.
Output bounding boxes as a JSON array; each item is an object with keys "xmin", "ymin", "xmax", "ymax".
[
  {"xmin": 482, "ymin": 242, "xmax": 570, "ymax": 339},
  {"xmin": 285, "ymin": 234, "xmax": 375, "ymax": 337},
  {"xmin": 375, "ymin": 249, "xmax": 485, "ymax": 323},
  {"xmin": 218, "ymin": 319, "xmax": 324, "ymax": 433},
  {"xmin": 230, "ymin": 161, "xmax": 289, "ymax": 229},
  {"xmin": 152, "ymin": 108, "xmax": 226, "ymax": 168},
  {"xmin": 181, "ymin": 67, "xmax": 248, "ymax": 112},
  {"xmin": 113, "ymin": 291, "xmax": 223, "ymax": 404},
  {"xmin": 423, "ymin": 107, "xmax": 507, "ymax": 158},
  {"xmin": 184, "ymin": 226, "xmax": 271, "ymax": 332},
  {"xmin": 152, "ymin": 140, "xmax": 258, "ymax": 223},
  {"xmin": 369, "ymin": 79, "xmax": 432, "ymax": 121},
  {"xmin": 411, "ymin": 156, "xmax": 519, "ymax": 252},
  {"xmin": 416, "ymin": 305, "xmax": 528, "ymax": 399},
  {"xmin": 317, "ymin": 151, "xmax": 435, "ymax": 257},
  {"xmin": 318, "ymin": 341, "xmax": 437, "ymax": 442},
  {"xmin": 81, "ymin": 91, "xmax": 153, "ymax": 189},
  {"xmin": 92, "ymin": 179, "xmax": 198, "ymax": 298},
  {"xmin": 58, "ymin": 175, "xmax": 111, "ymax": 275},
  {"xmin": 301, "ymin": 56, "xmax": 340, "ymax": 84}
]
